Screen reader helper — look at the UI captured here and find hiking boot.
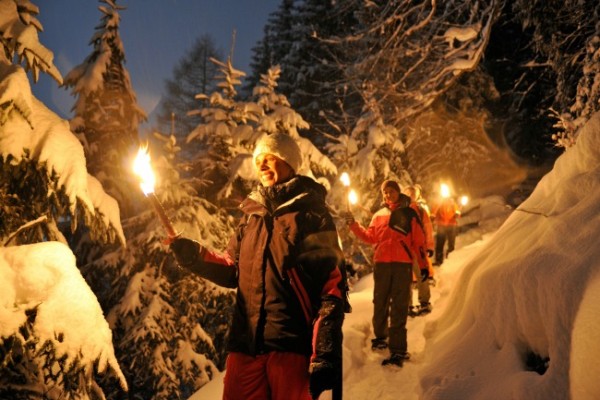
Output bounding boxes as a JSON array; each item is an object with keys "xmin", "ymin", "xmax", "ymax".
[
  {"xmin": 418, "ymin": 302, "xmax": 432, "ymax": 315},
  {"xmin": 382, "ymin": 352, "xmax": 411, "ymax": 366},
  {"xmin": 371, "ymin": 338, "xmax": 388, "ymax": 350},
  {"xmin": 408, "ymin": 306, "xmax": 419, "ymax": 318}
]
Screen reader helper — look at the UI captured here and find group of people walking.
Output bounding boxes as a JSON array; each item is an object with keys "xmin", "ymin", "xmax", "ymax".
[
  {"xmin": 168, "ymin": 132, "xmax": 462, "ymax": 399},
  {"xmin": 343, "ymin": 179, "xmax": 460, "ymax": 367}
]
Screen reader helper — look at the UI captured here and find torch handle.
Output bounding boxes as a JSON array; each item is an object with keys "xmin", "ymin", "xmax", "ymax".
[
  {"xmin": 148, "ymin": 194, "xmax": 178, "ymax": 240},
  {"xmin": 346, "ymin": 188, "xmax": 351, "ymax": 212}
]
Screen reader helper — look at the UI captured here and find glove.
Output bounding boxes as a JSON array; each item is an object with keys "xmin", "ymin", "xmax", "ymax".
[
  {"xmin": 341, "ymin": 211, "xmax": 355, "ymax": 226},
  {"xmin": 309, "ymin": 361, "xmax": 339, "ymax": 400},
  {"xmin": 427, "ymin": 249, "xmax": 434, "ymax": 258},
  {"xmin": 420, "ymin": 268, "xmax": 429, "ymax": 282},
  {"xmin": 170, "ymin": 237, "xmax": 201, "ymax": 269}
]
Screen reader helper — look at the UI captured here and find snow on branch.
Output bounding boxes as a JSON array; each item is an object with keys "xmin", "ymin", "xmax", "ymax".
[
  {"xmin": 340, "ymin": 0, "xmax": 503, "ymax": 125},
  {"xmin": 0, "ymin": 0, "xmax": 62, "ymax": 84},
  {"xmin": 0, "ymin": 242, "xmax": 128, "ymax": 395},
  {"xmin": 0, "ymin": 65, "xmax": 125, "ymax": 244}
]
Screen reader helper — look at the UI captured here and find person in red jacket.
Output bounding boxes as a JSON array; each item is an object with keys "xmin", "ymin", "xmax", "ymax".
[
  {"xmin": 432, "ymin": 195, "xmax": 461, "ymax": 266},
  {"xmin": 403, "ymin": 185, "xmax": 434, "ymax": 316},
  {"xmin": 170, "ymin": 133, "xmax": 346, "ymax": 400},
  {"xmin": 345, "ymin": 180, "xmax": 428, "ymax": 366}
]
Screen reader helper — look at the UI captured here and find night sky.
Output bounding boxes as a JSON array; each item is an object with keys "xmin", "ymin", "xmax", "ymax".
[{"xmin": 32, "ymin": 0, "xmax": 280, "ymax": 122}]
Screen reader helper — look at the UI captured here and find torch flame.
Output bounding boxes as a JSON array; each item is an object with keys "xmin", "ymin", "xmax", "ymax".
[
  {"xmin": 440, "ymin": 183, "xmax": 451, "ymax": 199},
  {"xmin": 348, "ymin": 189, "xmax": 358, "ymax": 205},
  {"xmin": 133, "ymin": 145, "xmax": 155, "ymax": 195},
  {"xmin": 340, "ymin": 172, "xmax": 350, "ymax": 187},
  {"xmin": 460, "ymin": 195, "xmax": 469, "ymax": 206}
]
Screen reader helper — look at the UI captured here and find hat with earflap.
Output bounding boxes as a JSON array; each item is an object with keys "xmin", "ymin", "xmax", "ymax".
[
  {"xmin": 253, "ymin": 133, "xmax": 303, "ymax": 173},
  {"xmin": 381, "ymin": 179, "xmax": 401, "ymax": 193}
]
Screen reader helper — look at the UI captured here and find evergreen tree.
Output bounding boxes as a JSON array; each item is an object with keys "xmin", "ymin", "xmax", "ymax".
[
  {"xmin": 481, "ymin": 2, "xmax": 561, "ymax": 163},
  {"xmin": 189, "ymin": 62, "xmax": 338, "ymax": 207},
  {"xmin": 243, "ymin": 27, "xmax": 273, "ymax": 96},
  {"xmin": 63, "ymin": 0, "xmax": 147, "ymax": 218},
  {"xmin": 247, "ymin": 0, "xmax": 358, "ymax": 143},
  {"xmin": 1, "ymin": 1, "xmax": 126, "ymax": 397},
  {"xmin": 84, "ymin": 132, "xmax": 236, "ymax": 399},
  {"xmin": 154, "ymin": 34, "xmax": 223, "ymax": 149},
  {"xmin": 326, "ymin": 91, "xmax": 408, "ymax": 215},
  {"xmin": 252, "ymin": 65, "xmax": 337, "ymax": 179},
  {"xmin": 186, "ymin": 57, "xmax": 262, "ymax": 208},
  {"xmin": 244, "ymin": 0, "xmax": 294, "ymax": 94},
  {"xmin": 324, "ymin": 91, "xmax": 408, "ymax": 272}
]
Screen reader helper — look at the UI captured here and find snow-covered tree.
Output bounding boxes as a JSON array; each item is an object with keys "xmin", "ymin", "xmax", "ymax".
[
  {"xmin": 84, "ymin": 132, "xmax": 236, "ymax": 399},
  {"xmin": 191, "ymin": 63, "xmax": 338, "ymax": 205},
  {"xmin": 510, "ymin": 0, "xmax": 600, "ymax": 144},
  {"xmin": 341, "ymin": 0, "xmax": 503, "ymax": 127},
  {"xmin": 63, "ymin": 0, "xmax": 147, "ymax": 218},
  {"xmin": 244, "ymin": 0, "xmax": 295, "ymax": 95},
  {"xmin": 324, "ymin": 92, "xmax": 408, "ymax": 271},
  {"xmin": 326, "ymin": 91, "xmax": 408, "ymax": 214},
  {"xmin": 247, "ymin": 0, "xmax": 358, "ymax": 142},
  {"xmin": 1, "ymin": 0, "xmax": 126, "ymax": 397},
  {"xmin": 0, "ymin": 0, "xmax": 61, "ymax": 84},
  {"xmin": 185, "ymin": 57, "xmax": 262, "ymax": 207},
  {"xmin": 252, "ymin": 66, "xmax": 337, "ymax": 180}
]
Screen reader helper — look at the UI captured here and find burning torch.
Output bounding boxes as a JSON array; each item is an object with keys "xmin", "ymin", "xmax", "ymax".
[
  {"xmin": 133, "ymin": 145, "xmax": 178, "ymax": 244},
  {"xmin": 440, "ymin": 183, "xmax": 451, "ymax": 199},
  {"xmin": 348, "ymin": 189, "xmax": 358, "ymax": 209},
  {"xmin": 340, "ymin": 172, "xmax": 351, "ymax": 211}
]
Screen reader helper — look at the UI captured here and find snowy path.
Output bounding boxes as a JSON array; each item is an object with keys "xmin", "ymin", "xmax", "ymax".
[
  {"xmin": 341, "ymin": 236, "xmax": 488, "ymax": 400},
  {"xmin": 191, "ymin": 235, "xmax": 490, "ymax": 400}
]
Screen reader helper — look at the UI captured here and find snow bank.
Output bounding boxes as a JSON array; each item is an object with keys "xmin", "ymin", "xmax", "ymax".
[
  {"xmin": 0, "ymin": 242, "xmax": 126, "ymax": 388},
  {"xmin": 419, "ymin": 111, "xmax": 600, "ymax": 399}
]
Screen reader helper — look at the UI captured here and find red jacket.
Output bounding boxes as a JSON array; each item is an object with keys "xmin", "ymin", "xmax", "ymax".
[
  {"xmin": 433, "ymin": 198, "xmax": 460, "ymax": 226},
  {"xmin": 349, "ymin": 197, "xmax": 427, "ymax": 268},
  {"xmin": 410, "ymin": 201, "xmax": 434, "ymax": 252}
]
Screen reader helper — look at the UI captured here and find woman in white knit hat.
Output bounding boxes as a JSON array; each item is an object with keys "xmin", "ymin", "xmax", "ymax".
[{"xmin": 170, "ymin": 132, "xmax": 346, "ymax": 400}]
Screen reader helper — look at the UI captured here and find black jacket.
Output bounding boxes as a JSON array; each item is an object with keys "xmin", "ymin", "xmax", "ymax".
[{"xmin": 187, "ymin": 175, "xmax": 345, "ymax": 363}]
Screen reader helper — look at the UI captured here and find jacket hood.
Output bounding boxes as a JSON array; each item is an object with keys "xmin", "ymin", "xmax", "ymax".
[
  {"xmin": 243, "ymin": 175, "xmax": 327, "ymax": 213},
  {"xmin": 385, "ymin": 192, "xmax": 411, "ymax": 210}
]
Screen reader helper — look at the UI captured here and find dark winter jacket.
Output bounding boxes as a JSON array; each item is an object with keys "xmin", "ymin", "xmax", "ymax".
[{"xmin": 186, "ymin": 175, "xmax": 345, "ymax": 364}]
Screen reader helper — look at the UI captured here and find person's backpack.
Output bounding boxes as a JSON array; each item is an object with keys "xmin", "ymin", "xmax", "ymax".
[{"xmin": 389, "ymin": 207, "xmax": 418, "ymax": 234}]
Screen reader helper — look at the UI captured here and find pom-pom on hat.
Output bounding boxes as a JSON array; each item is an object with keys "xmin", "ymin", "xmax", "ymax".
[
  {"xmin": 253, "ymin": 133, "xmax": 303, "ymax": 173},
  {"xmin": 381, "ymin": 179, "xmax": 401, "ymax": 193}
]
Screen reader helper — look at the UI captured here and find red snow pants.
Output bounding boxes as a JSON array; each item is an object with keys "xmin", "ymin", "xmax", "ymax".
[{"xmin": 223, "ymin": 351, "xmax": 312, "ymax": 400}]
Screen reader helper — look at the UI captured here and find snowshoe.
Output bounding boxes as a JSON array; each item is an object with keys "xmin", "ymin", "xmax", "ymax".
[
  {"xmin": 382, "ymin": 352, "xmax": 410, "ymax": 366},
  {"xmin": 408, "ymin": 306, "xmax": 419, "ymax": 318},
  {"xmin": 418, "ymin": 302, "xmax": 432, "ymax": 316},
  {"xmin": 371, "ymin": 338, "xmax": 388, "ymax": 350}
]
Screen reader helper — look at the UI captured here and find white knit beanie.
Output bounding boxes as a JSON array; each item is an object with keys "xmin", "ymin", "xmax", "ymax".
[{"xmin": 253, "ymin": 133, "xmax": 303, "ymax": 173}]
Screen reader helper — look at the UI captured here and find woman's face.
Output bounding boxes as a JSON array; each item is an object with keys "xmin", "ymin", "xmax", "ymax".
[
  {"xmin": 382, "ymin": 187, "xmax": 400, "ymax": 204},
  {"xmin": 254, "ymin": 153, "xmax": 294, "ymax": 187}
]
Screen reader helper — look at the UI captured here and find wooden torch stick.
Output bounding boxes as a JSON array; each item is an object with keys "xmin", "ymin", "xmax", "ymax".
[{"xmin": 148, "ymin": 193, "xmax": 177, "ymax": 241}]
